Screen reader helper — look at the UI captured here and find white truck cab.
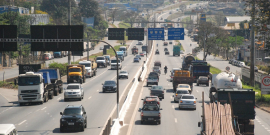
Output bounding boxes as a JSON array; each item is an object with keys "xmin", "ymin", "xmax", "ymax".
[
  {"xmin": 0, "ymin": 124, "xmax": 17, "ymax": 135},
  {"xmin": 119, "ymin": 46, "xmax": 128, "ymax": 56},
  {"xmin": 17, "ymin": 72, "xmax": 45, "ymax": 105},
  {"xmin": 79, "ymin": 60, "xmax": 92, "ymax": 78},
  {"xmin": 111, "ymin": 58, "xmax": 122, "ymax": 70}
]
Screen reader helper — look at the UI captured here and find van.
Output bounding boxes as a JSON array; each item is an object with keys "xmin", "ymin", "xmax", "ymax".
[
  {"xmin": 239, "ymin": 62, "xmax": 245, "ymax": 67},
  {"xmin": 0, "ymin": 124, "xmax": 18, "ymax": 135},
  {"xmin": 44, "ymin": 53, "xmax": 52, "ymax": 60},
  {"xmin": 119, "ymin": 46, "xmax": 127, "ymax": 56}
]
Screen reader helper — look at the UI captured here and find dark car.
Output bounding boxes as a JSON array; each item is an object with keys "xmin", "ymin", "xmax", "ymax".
[
  {"xmin": 149, "ymin": 72, "xmax": 159, "ymax": 79},
  {"xmin": 164, "ymin": 48, "xmax": 168, "ymax": 51},
  {"xmin": 150, "ymin": 85, "xmax": 165, "ymax": 99},
  {"xmin": 135, "ymin": 55, "xmax": 141, "ymax": 60},
  {"xmin": 154, "ymin": 61, "xmax": 161, "ymax": 67},
  {"xmin": 155, "ymin": 49, "xmax": 159, "ymax": 54},
  {"xmin": 60, "ymin": 105, "xmax": 87, "ymax": 132},
  {"xmin": 196, "ymin": 76, "xmax": 209, "ymax": 86},
  {"xmin": 134, "ymin": 57, "xmax": 140, "ymax": 62},
  {"xmin": 142, "ymin": 96, "xmax": 160, "ymax": 106},
  {"xmin": 165, "ymin": 51, "xmax": 169, "ymax": 55},
  {"xmin": 169, "ymin": 41, "xmax": 172, "ymax": 44},
  {"xmin": 102, "ymin": 81, "xmax": 117, "ymax": 93}
]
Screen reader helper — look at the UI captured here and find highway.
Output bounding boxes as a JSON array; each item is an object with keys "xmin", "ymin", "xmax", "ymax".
[{"xmin": 0, "ymin": 39, "xmax": 147, "ymax": 135}]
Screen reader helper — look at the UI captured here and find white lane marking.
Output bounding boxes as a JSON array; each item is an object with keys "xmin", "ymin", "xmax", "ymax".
[
  {"xmin": 57, "ymin": 97, "xmax": 61, "ymax": 100},
  {"xmin": 18, "ymin": 120, "xmax": 27, "ymax": 125},
  {"xmin": 27, "ymin": 112, "xmax": 32, "ymax": 115},
  {"xmin": 170, "ymin": 96, "xmax": 173, "ymax": 99},
  {"xmin": 175, "ymin": 118, "xmax": 177, "ymax": 123},
  {"xmin": 88, "ymin": 96, "xmax": 92, "ymax": 99},
  {"xmin": 35, "ymin": 109, "xmax": 40, "ymax": 112},
  {"xmin": 97, "ymin": 90, "xmax": 99, "ymax": 92},
  {"xmin": 0, "ymin": 93, "xmax": 10, "ymax": 102},
  {"xmin": 0, "ymin": 107, "xmax": 13, "ymax": 114},
  {"xmin": 196, "ymin": 90, "xmax": 199, "ymax": 93},
  {"xmin": 172, "ymin": 105, "xmax": 174, "ymax": 109},
  {"xmin": 41, "ymin": 107, "xmax": 47, "ymax": 110}
]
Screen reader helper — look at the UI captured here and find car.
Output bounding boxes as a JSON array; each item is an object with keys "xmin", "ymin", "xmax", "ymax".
[
  {"xmin": 229, "ymin": 59, "xmax": 234, "ymax": 64},
  {"xmin": 164, "ymin": 48, "xmax": 168, "ymax": 51},
  {"xmin": 233, "ymin": 60, "xmax": 238, "ymax": 66},
  {"xmin": 165, "ymin": 51, "xmax": 169, "ymax": 55},
  {"xmin": 180, "ymin": 51, "xmax": 184, "ymax": 54},
  {"xmin": 140, "ymin": 103, "xmax": 162, "ymax": 125},
  {"xmin": 153, "ymin": 66, "xmax": 161, "ymax": 74},
  {"xmin": 60, "ymin": 105, "xmax": 87, "ymax": 132},
  {"xmin": 134, "ymin": 57, "xmax": 140, "ymax": 62},
  {"xmin": 197, "ymin": 76, "xmax": 209, "ymax": 86},
  {"xmin": 0, "ymin": 124, "xmax": 17, "ymax": 135},
  {"xmin": 154, "ymin": 61, "xmax": 161, "ymax": 67},
  {"xmin": 163, "ymin": 42, "xmax": 168, "ymax": 46},
  {"xmin": 100, "ymin": 46, "xmax": 104, "ymax": 50},
  {"xmin": 119, "ymin": 70, "xmax": 129, "ymax": 79},
  {"xmin": 177, "ymin": 84, "xmax": 192, "ymax": 93},
  {"xmin": 149, "ymin": 72, "xmax": 159, "ymax": 79},
  {"xmin": 138, "ymin": 41, "xmax": 143, "ymax": 45},
  {"xmin": 142, "ymin": 51, "xmax": 147, "ymax": 55},
  {"xmin": 140, "ymin": 52, "xmax": 144, "ymax": 57},
  {"xmin": 239, "ymin": 62, "xmax": 245, "ymax": 67},
  {"xmin": 111, "ymin": 58, "xmax": 122, "ymax": 70},
  {"xmin": 64, "ymin": 84, "xmax": 84, "ymax": 101},
  {"xmin": 135, "ymin": 54, "xmax": 141, "ymax": 60},
  {"xmin": 150, "ymin": 85, "xmax": 165, "ymax": 99},
  {"xmin": 178, "ymin": 95, "xmax": 197, "ymax": 110},
  {"xmin": 102, "ymin": 80, "xmax": 117, "ymax": 93},
  {"xmin": 155, "ymin": 49, "xmax": 159, "ymax": 54},
  {"xmin": 173, "ymin": 89, "xmax": 190, "ymax": 103},
  {"xmin": 147, "ymin": 75, "xmax": 159, "ymax": 86},
  {"xmin": 142, "ymin": 96, "xmax": 160, "ymax": 106},
  {"xmin": 236, "ymin": 61, "xmax": 241, "ymax": 66},
  {"xmin": 254, "ymin": 66, "xmax": 258, "ymax": 72},
  {"xmin": 169, "ymin": 41, "xmax": 172, "ymax": 44}
]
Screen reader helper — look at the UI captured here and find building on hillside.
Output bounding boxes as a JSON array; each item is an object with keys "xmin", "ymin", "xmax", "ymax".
[
  {"xmin": 0, "ymin": 6, "xmax": 29, "ymax": 14},
  {"xmin": 29, "ymin": 14, "xmax": 50, "ymax": 25},
  {"xmin": 224, "ymin": 16, "xmax": 251, "ymax": 25}
]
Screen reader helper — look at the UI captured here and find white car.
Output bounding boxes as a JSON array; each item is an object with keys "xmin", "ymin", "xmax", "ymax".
[
  {"xmin": 111, "ymin": 58, "xmax": 122, "ymax": 70},
  {"xmin": 177, "ymin": 84, "xmax": 192, "ymax": 93},
  {"xmin": 138, "ymin": 41, "xmax": 143, "ymax": 45},
  {"xmin": 173, "ymin": 89, "xmax": 190, "ymax": 103},
  {"xmin": 64, "ymin": 84, "xmax": 84, "ymax": 101},
  {"xmin": 119, "ymin": 70, "xmax": 129, "ymax": 79},
  {"xmin": 239, "ymin": 62, "xmax": 245, "ymax": 67},
  {"xmin": 178, "ymin": 95, "xmax": 197, "ymax": 110}
]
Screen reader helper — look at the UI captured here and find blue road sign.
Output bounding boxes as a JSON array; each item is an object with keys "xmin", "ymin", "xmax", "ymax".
[
  {"xmin": 148, "ymin": 28, "xmax": 164, "ymax": 40},
  {"xmin": 168, "ymin": 28, "xmax": 184, "ymax": 40},
  {"xmin": 200, "ymin": 14, "xmax": 206, "ymax": 22}
]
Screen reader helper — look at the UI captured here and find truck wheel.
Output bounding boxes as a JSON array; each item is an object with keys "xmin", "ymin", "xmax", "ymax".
[
  {"xmin": 54, "ymin": 87, "xmax": 59, "ymax": 96},
  {"xmin": 49, "ymin": 92, "xmax": 54, "ymax": 99},
  {"xmin": 59, "ymin": 86, "xmax": 63, "ymax": 93},
  {"xmin": 19, "ymin": 103, "xmax": 24, "ymax": 106},
  {"xmin": 80, "ymin": 125, "xmax": 84, "ymax": 131},
  {"xmin": 197, "ymin": 83, "xmax": 199, "ymax": 86},
  {"xmin": 206, "ymin": 83, "xmax": 209, "ymax": 86},
  {"xmin": 147, "ymin": 83, "xmax": 149, "ymax": 87}
]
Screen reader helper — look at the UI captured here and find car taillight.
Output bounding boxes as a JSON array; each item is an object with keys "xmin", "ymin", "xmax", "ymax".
[
  {"xmin": 88, "ymin": 73, "xmax": 90, "ymax": 75},
  {"xmin": 194, "ymin": 101, "xmax": 196, "ymax": 103},
  {"xmin": 158, "ymin": 112, "xmax": 161, "ymax": 117},
  {"xmin": 254, "ymin": 106, "xmax": 255, "ymax": 109},
  {"xmin": 144, "ymin": 101, "xmax": 146, "ymax": 104},
  {"xmin": 157, "ymin": 102, "xmax": 160, "ymax": 105},
  {"xmin": 141, "ymin": 112, "xmax": 144, "ymax": 116},
  {"xmin": 176, "ymin": 94, "xmax": 178, "ymax": 96}
]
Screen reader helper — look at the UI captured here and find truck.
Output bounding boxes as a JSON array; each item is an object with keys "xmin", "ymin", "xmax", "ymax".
[
  {"xmin": 173, "ymin": 45, "xmax": 180, "ymax": 56},
  {"xmin": 132, "ymin": 46, "xmax": 138, "ymax": 54},
  {"xmin": 140, "ymin": 103, "xmax": 162, "ymax": 125},
  {"xmin": 172, "ymin": 70, "xmax": 194, "ymax": 92},
  {"xmin": 182, "ymin": 54, "xmax": 195, "ymax": 70},
  {"xmin": 189, "ymin": 60, "xmax": 210, "ymax": 82},
  {"xmin": 119, "ymin": 46, "xmax": 128, "ymax": 56},
  {"xmin": 37, "ymin": 68, "xmax": 63, "ymax": 96},
  {"xmin": 79, "ymin": 60, "xmax": 97, "ymax": 78},
  {"xmin": 16, "ymin": 72, "xmax": 54, "ymax": 106},
  {"xmin": 116, "ymin": 51, "xmax": 125, "ymax": 61},
  {"xmin": 208, "ymin": 71, "xmax": 255, "ymax": 134},
  {"xmin": 66, "ymin": 65, "xmax": 86, "ymax": 84}
]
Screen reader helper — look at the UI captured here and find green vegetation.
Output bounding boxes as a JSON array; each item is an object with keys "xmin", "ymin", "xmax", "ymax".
[
  {"xmin": 175, "ymin": 40, "xmax": 185, "ymax": 51},
  {"xmin": 182, "ymin": 17, "xmax": 191, "ymax": 28},
  {"xmin": 0, "ymin": 81, "xmax": 18, "ymax": 89},
  {"xmin": 210, "ymin": 66, "xmax": 222, "ymax": 74},
  {"xmin": 118, "ymin": 22, "xmax": 131, "ymax": 28},
  {"xmin": 242, "ymin": 84, "xmax": 270, "ymax": 103}
]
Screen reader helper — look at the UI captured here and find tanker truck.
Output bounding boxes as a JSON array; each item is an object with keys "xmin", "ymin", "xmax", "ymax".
[
  {"xmin": 209, "ymin": 71, "xmax": 255, "ymax": 135},
  {"xmin": 182, "ymin": 54, "xmax": 195, "ymax": 70}
]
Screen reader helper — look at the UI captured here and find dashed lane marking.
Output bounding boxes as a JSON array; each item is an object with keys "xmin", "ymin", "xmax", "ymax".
[
  {"xmin": 88, "ymin": 96, "xmax": 92, "ymax": 99},
  {"xmin": 57, "ymin": 97, "xmax": 61, "ymax": 100},
  {"xmin": 172, "ymin": 105, "xmax": 174, "ymax": 109},
  {"xmin": 97, "ymin": 90, "xmax": 99, "ymax": 92},
  {"xmin": 18, "ymin": 120, "xmax": 27, "ymax": 125},
  {"xmin": 41, "ymin": 107, "xmax": 46, "ymax": 110},
  {"xmin": 175, "ymin": 118, "xmax": 177, "ymax": 123}
]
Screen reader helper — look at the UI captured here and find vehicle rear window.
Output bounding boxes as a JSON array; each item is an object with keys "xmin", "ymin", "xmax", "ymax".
[
  {"xmin": 151, "ymin": 86, "xmax": 163, "ymax": 90},
  {"xmin": 177, "ymin": 90, "xmax": 189, "ymax": 94},
  {"xmin": 67, "ymin": 85, "xmax": 79, "ymax": 89},
  {"xmin": 179, "ymin": 85, "xmax": 189, "ymax": 88},
  {"xmin": 153, "ymin": 67, "xmax": 159, "ymax": 69},
  {"xmin": 104, "ymin": 81, "xmax": 116, "ymax": 85},
  {"xmin": 142, "ymin": 105, "xmax": 159, "ymax": 111},
  {"xmin": 200, "ymin": 77, "xmax": 208, "ymax": 80},
  {"xmin": 182, "ymin": 96, "xmax": 194, "ymax": 99},
  {"xmin": 96, "ymin": 57, "xmax": 104, "ymax": 60}
]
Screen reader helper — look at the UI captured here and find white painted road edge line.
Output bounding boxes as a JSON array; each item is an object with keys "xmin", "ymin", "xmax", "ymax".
[
  {"xmin": 175, "ymin": 118, "xmax": 177, "ymax": 123},
  {"xmin": 18, "ymin": 120, "xmax": 27, "ymax": 125},
  {"xmin": 88, "ymin": 96, "xmax": 91, "ymax": 99},
  {"xmin": 41, "ymin": 107, "xmax": 46, "ymax": 110}
]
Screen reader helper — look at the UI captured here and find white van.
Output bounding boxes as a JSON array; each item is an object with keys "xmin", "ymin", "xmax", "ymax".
[
  {"xmin": 239, "ymin": 62, "xmax": 245, "ymax": 67},
  {"xmin": 0, "ymin": 124, "xmax": 17, "ymax": 135},
  {"xmin": 119, "ymin": 46, "xmax": 127, "ymax": 56},
  {"xmin": 44, "ymin": 53, "xmax": 52, "ymax": 60}
]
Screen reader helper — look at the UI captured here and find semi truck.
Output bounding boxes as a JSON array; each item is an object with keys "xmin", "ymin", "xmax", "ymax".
[
  {"xmin": 37, "ymin": 68, "xmax": 63, "ymax": 96},
  {"xmin": 173, "ymin": 45, "xmax": 180, "ymax": 56},
  {"xmin": 182, "ymin": 54, "xmax": 195, "ymax": 70},
  {"xmin": 79, "ymin": 60, "xmax": 97, "ymax": 78},
  {"xmin": 17, "ymin": 72, "xmax": 54, "ymax": 105},
  {"xmin": 208, "ymin": 71, "xmax": 255, "ymax": 134},
  {"xmin": 172, "ymin": 70, "xmax": 194, "ymax": 92},
  {"xmin": 132, "ymin": 46, "xmax": 138, "ymax": 54},
  {"xmin": 189, "ymin": 60, "xmax": 210, "ymax": 82},
  {"xmin": 66, "ymin": 65, "xmax": 86, "ymax": 84}
]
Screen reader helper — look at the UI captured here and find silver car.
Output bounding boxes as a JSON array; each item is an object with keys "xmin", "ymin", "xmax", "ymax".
[
  {"xmin": 173, "ymin": 89, "xmax": 190, "ymax": 102},
  {"xmin": 119, "ymin": 70, "xmax": 129, "ymax": 79},
  {"xmin": 178, "ymin": 95, "xmax": 197, "ymax": 110},
  {"xmin": 64, "ymin": 84, "xmax": 84, "ymax": 101}
]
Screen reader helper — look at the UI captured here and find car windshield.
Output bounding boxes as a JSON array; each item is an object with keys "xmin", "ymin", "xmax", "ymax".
[
  {"xmin": 148, "ymin": 76, "xmax": 157, "ymax": 79},
  {"xmin": 142, "ymin": 105, "xmax": 159, "ymax": 111},
  {"xmin": 111, "ymin": 60, "xmax": 120, "ymax": 63},
  {"xmin": 200, "ymin": 77, "xmax": 208, "ymax": 80},
  {"xmin": 182, "ymin": 96, "xmax": 194, "ymax": 99},
  {"xmin": 120, "ymin": 71, "xmax": 127, "ymax": 74},
  {"xmin": 18, "ymin": 76, "xmax": 40, "ymax": 86},
  {"xmin": 79, "ymin": 63, "xmax": 90, "ymax": 67},
  {"xmin": 179, "ymin": 85, "xmax": 189, "ymax": 88},
  {"xmin": 104, "ymin": 81, "xmax": 116, "ymax": 85},
  {"xmin": 136, "ymin": 55, "xmax": 140, "ymax": 57},
  {"xmin": 69, "ymin": 68, "xmax": 81, "ymax": 72},
  {"xmin": 149, "ymin": 72, "xmax": 158, "ymax": 76},
  {"xmin": 63, "ymin": 108, "xmax": 81, "ymax": 115},
  {"xmin": 67, "ymin": 85, "xmax": 79, "ymax": 89},
  {"xmin": 119, "ymin": 48, "xmax": 126, "ymax": 51},
  {"xmin": 96, "ymin": 57, "xmax": 104, "ymax": 60},
  {"xmin": 151, "ymin": 86, "xmax": 163, "ymax": 90},
  {"xmin": 177, "ymin": 90, "xmax": 189, "ymax": 94}
]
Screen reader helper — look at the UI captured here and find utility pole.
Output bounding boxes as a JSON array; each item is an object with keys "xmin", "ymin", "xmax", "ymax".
[
  {"xmin": 68, "ymin": 0, "xmax": 71, "ymax": 65},
  {"xmin": 87, "ymin": 32, "xmax": 89, "ymax": 61},
  {"xmin": 203, "ymin": 32, "xmax": 206, "ymax": 61},
  {"xmin": 250, "ymin": 0, "xmax": 255, "ymax": 86}
]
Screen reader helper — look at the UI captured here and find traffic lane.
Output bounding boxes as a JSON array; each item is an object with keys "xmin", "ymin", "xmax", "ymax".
[
  {"xmin": 13, "ymin": 50, "xmax": 144, "ymax": 135},
  {"xmin": 254, "ymin": 109, "xmax": 270, "ymax": 135}
]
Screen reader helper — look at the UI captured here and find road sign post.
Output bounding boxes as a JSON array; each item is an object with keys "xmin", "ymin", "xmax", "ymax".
[
  {"xmin": 261, "ymin": 75, "xmax": 270, "ymax": 95},
  {"xmin": 148, "ymin": 28, "xmax": 164, "ymax": 40},
  {"xmin": 168, "ymin": 28, "xmax": 184, "ymax": 40}
]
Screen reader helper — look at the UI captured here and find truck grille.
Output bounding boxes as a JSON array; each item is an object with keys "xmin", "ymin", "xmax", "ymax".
[
  {"xmin": 21, "ymin": 94, "xmax": 37, "ymax": 100},
  {"xmin": 21, "ymin": 90, "xmax": 38, "ymax": 93},
  {"xmin": 68, "ymin": 92, "xmax": 77, "ymax": 94}
]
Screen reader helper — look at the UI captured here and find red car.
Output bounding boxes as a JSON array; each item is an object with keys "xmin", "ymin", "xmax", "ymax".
[{"xmin": 140, "ymin": 52, "xmax": 144, "ymax": 57}]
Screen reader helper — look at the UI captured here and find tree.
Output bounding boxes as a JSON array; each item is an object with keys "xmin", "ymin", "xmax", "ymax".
[
  {"xmin": 123, "ymin": 11, "xmax": 139, "ymax": 28},
  {"xmin": 108, "ymin": 8, "xmax": 118, "ymax": 24},
  {"xmin": 214, "ymin": 11, "xmax": 225, "ymax": 26},
  {"xmin": 79, "ymin": 0, "xmax": 101, "ymax": 26}
]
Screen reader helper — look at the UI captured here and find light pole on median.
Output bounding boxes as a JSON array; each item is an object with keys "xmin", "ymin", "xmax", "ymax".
[{"xmin": 90, "ymin": 39, "xmax": 120, "ymax": 119}]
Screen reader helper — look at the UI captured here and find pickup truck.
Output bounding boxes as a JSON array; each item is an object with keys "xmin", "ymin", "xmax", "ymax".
[
  {"xmin": 147, "ymin": 75, "xmax": 159, "ymax": 87},
  {"xmin": 140, "ymin": 103, "xmax": 162, "ymax": 125}
]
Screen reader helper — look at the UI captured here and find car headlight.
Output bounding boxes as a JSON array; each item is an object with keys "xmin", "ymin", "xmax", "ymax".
[
  {"xmin": 61, "ymin": 119, "xmax": 66, "ymax": 122},
  {"xmin": 76, "ymin": 118, "xmax": 83, "ymax": 122},
  {"xmin": 113, "ymin": 86, "xmax": 117, "ymax": 88}
]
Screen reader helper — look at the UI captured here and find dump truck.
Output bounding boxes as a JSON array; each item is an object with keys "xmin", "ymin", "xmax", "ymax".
[
  {"xmin": 172, "ymin": 70, "xmax": 194, "ymax": 92},
  {"xmin": 182, "ymin": 54, "xmax": 195, "ymax": 70},
  {"xmin": 38, "ymin": 68, "xmax": 63, "ymax": 96},
  {"xmin": 208, "ymin": 71, "xmax": 255, "ymax": 135},
  {"xmin": 79, "ymin": 60, "xmax": 97, "ymax": 78},
  {"xmin": 173, "ymin": 45, "xmax": 180, "ymax": 56},
  {"xmin": 189, "ymin": 60, "xmax": 210, "ymax": 82},
  {"xmin": 132, "ymin": 46, "xmax": 138, "ymax": 54},
  {"xmin": 16, "ymin": 72, "xmax": 54, "ymax": 105},
  {"xmin": 66, "ymin": 65, "xmax": 86, "ymax": 84}
]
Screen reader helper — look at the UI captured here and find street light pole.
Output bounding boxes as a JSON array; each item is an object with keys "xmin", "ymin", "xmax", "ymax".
[
  {"xmin": 90, "ymin": 39, "xmax": 120, "ymax": 119},
  {"xmin": 68, "ymin": 0, "xmax": 71, "ymax": 65},
  {"xmin": 250, "ymin": 0, "xmax": 255, "ymax": 86},
  {"xmin": 87, "ymin": 32, "xmax": 89, "ymax": 61}
]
